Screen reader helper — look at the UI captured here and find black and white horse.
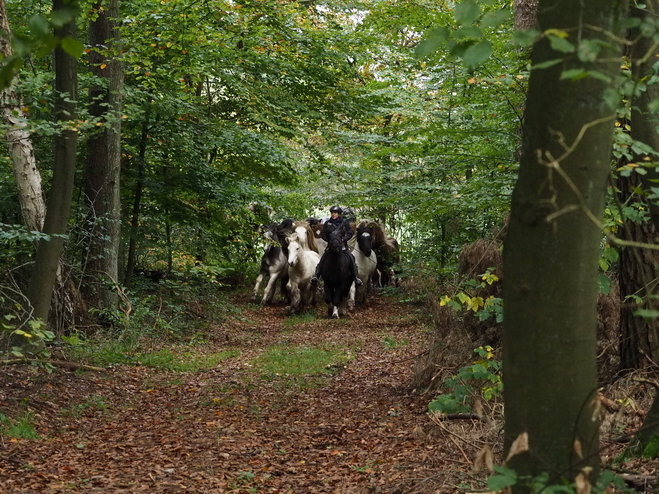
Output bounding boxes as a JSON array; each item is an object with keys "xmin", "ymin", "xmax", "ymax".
[
  {"xmin": 319, "ymin": 227, "xmax": 355, "ymax": 318},
  {"xmin": 252, "ymin": 223, "xmax": 289, "ymax": 305},
  {"xmin": 348, "ymin": 222, "xmax": 378, "ymax": 307}
]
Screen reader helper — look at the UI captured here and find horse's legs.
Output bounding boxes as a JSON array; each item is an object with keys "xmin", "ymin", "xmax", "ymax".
[
  {"xmin": 253, "ymin": 273, "xmax": 266, "ymax": 301},
  {"xmin": 339, "ymin": 298, "xmax": 348, "ymax": 317},
  {"xmin": 280, "ymin": 274, "xmax": 290, "ymax": 302},
  {"xmin": 309, "ymin": 283, "xmax": 318, "ymax": 306},
  {"xmin": 331, "ymin": 305, "xmax": 339, "ymax": 319},
  {"xmin": 347, "ymin": 283, "xmax": 356, "ymax": 309},
  {"xmin": 288, "ymin": 281, "xmax": 301, "ymax": 314},
  {"xmin": 261, "ymin": 272, "xmax": 279, "ymax": 305}
]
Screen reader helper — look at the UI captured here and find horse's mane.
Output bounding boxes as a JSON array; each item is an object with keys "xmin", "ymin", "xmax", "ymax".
[
  {"xmin": 308, "ymin": 219, "xmax": 323, "ymax": 239},
  {"xmin": 358, "ymin": 219, "xmax": 398, "ymax": 254},
  {"xmin": 286, "ymin": 220, "xmax": 320, "ymax": 254}
]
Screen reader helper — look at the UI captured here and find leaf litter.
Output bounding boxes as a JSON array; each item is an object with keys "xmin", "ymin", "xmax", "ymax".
[{"xmin": 1, "ymin": 292, "xmax": 655, "ymax": 493}]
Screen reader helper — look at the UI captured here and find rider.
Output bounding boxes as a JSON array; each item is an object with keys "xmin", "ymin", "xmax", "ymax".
[{"xmin": 311, "ymin": 206, "xmax": 363, "ymax": 286}]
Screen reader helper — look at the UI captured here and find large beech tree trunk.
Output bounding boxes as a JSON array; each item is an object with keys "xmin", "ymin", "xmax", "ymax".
[
  {"xmin": 82, "ymin": 0, "xmax": 123, "ymax": 310},
  {"xmin": 502, "ymin": 0, "xmax": 626, "ymax": 488}
]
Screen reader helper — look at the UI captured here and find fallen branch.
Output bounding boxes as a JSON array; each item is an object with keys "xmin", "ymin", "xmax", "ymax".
[
  {"xmin": 0, "ymin": 359, "xmax": 105, "ymax": 372},
  {"xmin": 619, "ymin": 473, "xmax": 659, "ymax": 490},
  {"xmin": 434, "ymin": 413, "xmax": 485, "ymax": 421}
]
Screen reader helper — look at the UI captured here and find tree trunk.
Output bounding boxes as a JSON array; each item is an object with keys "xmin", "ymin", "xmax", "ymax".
[
  {"xmin": 25, "ymin": 0, "xmax": 79, "ymax": 335},
  {"xmin": 82, "ymin": 0, "xmax": 123, "ymax": 310},
  {"xmin": 0, "ymin": 0, "xmax": 45, "ymax": 233},
  {"xmin": 620, "ymin": 0, "xmax": 659, "ymax": 457},
  {"xmin": 617, "ymin": 0, "xmax": 659, "ymax": 370},
  {"xmin": 124, "ymin": 109, "xmax": 149, "ymax": 287},
  {"xmin": 514, "ymin": 0, "xmax": 538, "ymax": 31},
  {"xmin": 617, "ymin": 185, "xmax": 659, "ymax": 371},
  {"xmin": 512, "ymin": 0, "xmax": 537, "ymax": 161},
  {"xmin": 502, "ymin": 0, "xmax": 625, "ymax": 488}
]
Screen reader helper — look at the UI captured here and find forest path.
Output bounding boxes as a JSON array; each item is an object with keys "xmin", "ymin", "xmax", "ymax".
[{"xmin": 0, "ymin": 291, "xmax": 484, "ymax": 493}]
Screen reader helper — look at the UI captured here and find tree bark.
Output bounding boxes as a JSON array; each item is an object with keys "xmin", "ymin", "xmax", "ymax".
[
  {"xmin": 82, "ymin": 0, "xmax": 123, "ymax": 310},
  {"xmin": 25, "ymin": 0, "xmax": 79, "ymax": 332},
  {"xmin": 514, "ymin": 0, "xmax": 537, "ymax": 31},
  {"xmin": 0, "ymin": 0, "xmax": 45, "ymax": 233},
  {"xmin": 512, "ymin": 0, "xmax": 537, "ymax": 161},
  {"xmin": 619, "ymin": 0, "xmax": 659, "ymax": 457},
  {"xmin": 616, "ymin": 0, "xmax": 659, "ymax": 371},
  {"xmin": 502, "ymin": 0, "xmax": 626, "ymax": 488}
]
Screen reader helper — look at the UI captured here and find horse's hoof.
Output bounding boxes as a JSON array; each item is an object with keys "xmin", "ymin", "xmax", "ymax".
[{"xmin": 332, "ymin": 313, "xmax": 339, "ymax": 319}]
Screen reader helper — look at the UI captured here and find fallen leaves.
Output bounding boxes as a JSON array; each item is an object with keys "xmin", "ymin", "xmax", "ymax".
[{"xmin": 0, "ymin": 294, "xmax": 496, "ymax": 493}]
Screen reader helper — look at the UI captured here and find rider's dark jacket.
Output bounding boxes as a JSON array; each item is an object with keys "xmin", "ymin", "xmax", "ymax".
[{"xmin": 320, "ymin": 217, "xmax": 353, "ymax": 244}]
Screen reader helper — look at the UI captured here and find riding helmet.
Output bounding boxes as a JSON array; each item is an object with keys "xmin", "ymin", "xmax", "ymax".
[{"xmin": 329, "ymin": 205, "xmax": 342, "ymax": 214}]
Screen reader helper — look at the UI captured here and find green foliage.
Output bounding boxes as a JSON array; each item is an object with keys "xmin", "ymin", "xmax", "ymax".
[
  {"xmin": 439, "ymin": 269, "xmax": 503, "ymax": 323},
  {"xmin": 641, "ymin": 435, "xmax": 659, "ymax": 458},
  {"xmin": 428, "ymin": 346, "xmax": 502, "ymax": 415},
  {"xmin": 0, "ymin": 300, "xmax": 54, "ymax": 360},
  {"xmin": 486, "ymin": 467, "xmax": 634, "ymax": 494},
  {"xmin": 415, "ymin": 0, "xmax": 511, "ymax": 70}
]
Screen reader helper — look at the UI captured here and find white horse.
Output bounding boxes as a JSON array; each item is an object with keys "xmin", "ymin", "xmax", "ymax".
[
  {"xmin": 285, "ymin": 223, "xmax": 320, "ymax": 314},
  {"xmin": 348, "ymin": 223, "xmax": 377, "ymax": 308},
  {"xmin": 252, "ymin": 224, "xmax": 289, "ymax": 305}
]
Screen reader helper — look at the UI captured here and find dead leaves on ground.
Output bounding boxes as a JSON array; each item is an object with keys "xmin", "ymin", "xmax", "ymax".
[{"xmin": 0, "ymin": 296, "xmax": 497, "ymax": 493}]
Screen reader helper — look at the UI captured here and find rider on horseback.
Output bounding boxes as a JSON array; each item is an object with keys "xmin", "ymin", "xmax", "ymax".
[{"xmin": 310, "ymin": 206, "xmax": 363, "ymax": 287}]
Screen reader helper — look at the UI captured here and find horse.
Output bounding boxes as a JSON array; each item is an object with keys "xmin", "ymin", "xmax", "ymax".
[
  {"xmin": 275, "ymin": 218, "xmax": 296, "ymax": 256},
  {"xmin": 319, "ymin": 227, "xmax": 355, "ymax": 318},
  {"xmin": 366, "ymin": 219, "xmax": 400, "ymax": 287},
  {"xmin": 307, "ymin": 217, "xmax": 327, "ymax": 252},
  {"xmin": 285, "ymin": 222, "xmax": 320, "ymax": 314},
  {"xmin": 252, "ymin": 223, "xmax": 289, "ymax": 305},
  {"xmin": 348, "ymin": 221, "xmax": 378, "ymax": 307}
]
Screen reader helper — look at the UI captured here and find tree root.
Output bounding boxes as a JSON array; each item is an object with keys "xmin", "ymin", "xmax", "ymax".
[{"xmin": 0, "ymin": 359, "xmax": 105, "ymax": 372}]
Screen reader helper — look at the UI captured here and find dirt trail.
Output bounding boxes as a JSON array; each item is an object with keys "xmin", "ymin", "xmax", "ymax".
[{"xmin": 0, "ymin": 293, "xmax": 485, "ymax": 493}]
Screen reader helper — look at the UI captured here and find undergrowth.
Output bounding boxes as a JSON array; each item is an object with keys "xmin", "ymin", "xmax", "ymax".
[{"xmin": 0, "ymin": 411, "xmax": 40, "ymax": 440}]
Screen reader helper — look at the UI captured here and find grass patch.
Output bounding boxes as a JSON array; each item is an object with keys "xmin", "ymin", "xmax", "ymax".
[
  {"xmin": 68, "ymin": 341, "xmax": 239, "ymax": 372},
  {"xmin": 0, "ymin": 412, "xmax": 40, "ymax": 440},
  {"xmin": 382, "ymin": 335, "xmax": 409, "ymax": 350},
  {"xmin": 282, "ymin": 312, "xmax": 317, "ymax": 327},
  {"xmin": 60, "ymin": 394, "xmax": 108, "ymax": 418},
  {"xmin": 132, "ymin": 349, "xmax": 239, "ymax": 372},
  {"xmin": 252, "ymin": 345, "xmax": 351, "ymax": 377}
]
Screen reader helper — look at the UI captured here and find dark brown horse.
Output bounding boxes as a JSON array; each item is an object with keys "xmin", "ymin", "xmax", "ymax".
[{"xmin": 360, "ymin": 219, "xmax": 400, "ymax": 286}]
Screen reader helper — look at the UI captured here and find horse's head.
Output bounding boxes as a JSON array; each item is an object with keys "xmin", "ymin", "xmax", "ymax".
[
  {"xmin": 356, "ymin": 225, "xmax": 373, "ymax": 257},
  {"xmin": 328, "ymin": 228, "xmax": 344, "ymax": 254},
  {"xmin": 276, "ymin": 218, "xmax": 295, "ymax": 255},
  {"xmin": 287, "ymin": 236, "xmax": 301, "ymax": 267},
  {"xmin": 261, "ymin": 223, "xmax": 279, "ymax": 254}
]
